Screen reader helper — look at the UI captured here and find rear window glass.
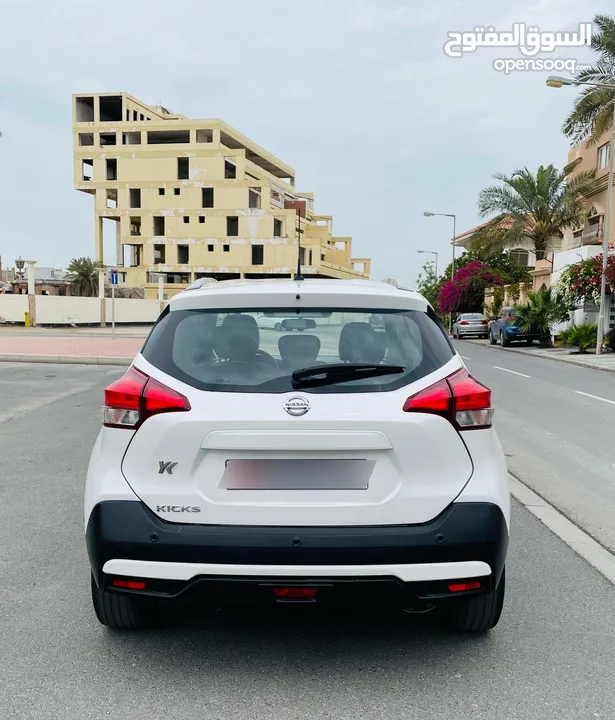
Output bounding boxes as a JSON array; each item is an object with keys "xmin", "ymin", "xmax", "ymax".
[
  {"xmin": 141, "ymin": 307, "xmax": 454, "ymax": 394},
  {"xmin": 463, "ymin": 314, "xmax": 484, "ymax": 319}
]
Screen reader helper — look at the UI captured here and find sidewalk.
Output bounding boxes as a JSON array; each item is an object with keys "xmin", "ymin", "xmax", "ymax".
[
  {"xmin": 0, "ymin": 335, "xmax": 143, "ymax": 366},
  {"xmin": 468, "ymin": 339, "xmax": 615, "ymax": 373}
]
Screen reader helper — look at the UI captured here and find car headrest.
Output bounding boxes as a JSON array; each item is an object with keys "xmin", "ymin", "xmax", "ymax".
[
  {"xmin": 213, "ymin": 325, "xmax": 259, "ymax": 361},
  {"xmin": 278, "ymin": 334, "xmax": 321, "ymax": 363},
  {"xmin": 222, "ymin": 314, "xmax": 260, "ymax": 345},
  {"xmin": 338, "ymin": 322, "xmax": 387, "ymax": 364}
]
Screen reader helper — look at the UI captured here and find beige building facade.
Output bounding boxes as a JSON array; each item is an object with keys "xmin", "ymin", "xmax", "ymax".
[
  {"xmin": 563, "ymin": 129, "xmax": 615, "ymax": 251},
  {"xmin": 73, "ymin": 92, "xmax": 370, "ymax": 298}
]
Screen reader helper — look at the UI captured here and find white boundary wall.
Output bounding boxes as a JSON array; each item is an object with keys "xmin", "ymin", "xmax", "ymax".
[{"xmin": 0, "ymin": 296, "xmax": 161, "ymax": 325}]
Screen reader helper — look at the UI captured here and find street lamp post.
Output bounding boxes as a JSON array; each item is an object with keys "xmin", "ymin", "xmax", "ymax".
[
  {"xmin": 424, "ymin": 211, "xmax": 457, "ymax": 331},
  {"xmin": 417, "ymin": 250, "xmax": 438, "ymax": 278},
  {"xmin": 547, "ymin": 75, "xmax": 615, "ymax": 354}
]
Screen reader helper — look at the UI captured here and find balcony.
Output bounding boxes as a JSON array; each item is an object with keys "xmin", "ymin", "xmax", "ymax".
[{"xmin": 570, "ymin": 220, "xmax": 604, "ymax": 248}]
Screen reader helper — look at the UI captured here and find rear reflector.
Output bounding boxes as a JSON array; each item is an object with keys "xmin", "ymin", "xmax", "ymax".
[
  {"xmin": 112, "ymin": 578, "xmax": 146, "ymax": 590},
  {"xmin": 103, "ymin": 366, "xmax": 190, "ymax": 429},
  {"xmin": 273, "ymin": 588, "xmax": 318, "ymax": 599},
  {"xmin": 403, "ymin": 368, "xmax": 492, "ymax": 430},
  {"xmin": 448, "ymin": 581, "xmax": 481, "ymax": 592}
]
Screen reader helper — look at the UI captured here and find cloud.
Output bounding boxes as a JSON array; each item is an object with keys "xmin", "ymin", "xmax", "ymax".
[{"xmin": 0, "ymin": 0, "xmax": 612, "ymax": 285}]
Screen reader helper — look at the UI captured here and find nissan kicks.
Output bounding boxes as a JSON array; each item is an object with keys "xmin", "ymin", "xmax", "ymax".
[{"xmin": 85, "ymin": 278, "xmax": 509, "ymax": 632}]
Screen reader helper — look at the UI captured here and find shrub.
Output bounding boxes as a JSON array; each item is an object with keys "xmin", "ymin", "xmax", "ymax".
[
  {"xmin": 515, "ymin": 288, "xmax": 570, "ymax": 347},
  {"xmin": 607, "ymin": 327, "xmax": 615, "ymax": 352},
  {"xmin": 558, "ymin": 322, "xmax": 598, "ymax": 354}
]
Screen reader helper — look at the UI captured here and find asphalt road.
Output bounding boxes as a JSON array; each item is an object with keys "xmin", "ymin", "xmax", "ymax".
[
  {"xmin": 453, "ymin": 340, "xmax": 615, "ymax": 554},
  {"xmin": 1, "ymin": 362, "xmax": 615, "ymax": 719}
]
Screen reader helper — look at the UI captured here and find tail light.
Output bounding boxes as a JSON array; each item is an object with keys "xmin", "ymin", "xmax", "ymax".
[
  {"xmin": 459, "ymin": 321, "xmax": 469, "ymax": 325},
  {"xmin": 402, "ymin": 368, "xmax": 492, "ymax": 430},
  {"xmin": 103, "ymin": 366, "xmax": 191, "ymax": 429},
  {"xmin": 480, "ymin": 320, "xmax": 488, "ymax": 325}
]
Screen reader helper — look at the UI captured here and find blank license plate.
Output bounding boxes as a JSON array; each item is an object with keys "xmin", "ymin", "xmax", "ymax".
[{"xmin": 220, "ymin": 459, "xmax": 375, "ymax": 490}]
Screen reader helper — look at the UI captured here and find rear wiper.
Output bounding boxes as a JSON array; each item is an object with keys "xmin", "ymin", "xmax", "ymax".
[{"xmin": 291, "ymin": 363, "xmax": 405, "ymax": 389}]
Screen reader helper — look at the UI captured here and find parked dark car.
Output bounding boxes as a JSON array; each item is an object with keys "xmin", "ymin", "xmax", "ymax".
[{"xmin": 489, "ymin": 307, "xmax": 540, "ymax": 346}]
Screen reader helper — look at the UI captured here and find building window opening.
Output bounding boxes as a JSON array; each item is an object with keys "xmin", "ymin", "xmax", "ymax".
[
  {"xmin": 148, "ymin": 130, "xmax": 190, "ymax": 145},
  {"xmin": 82, "ymin": 159, "xmax": 94, "ymax": 181},
  {"xmin": 227, "ymin": 216, "xmax": 239, "ymax": 236},
  {"xmin": 202, "ymin": 187, "xmax": 214, "ymax": 208},
  {"xmin": 123, "ymin": 132, "xmax": 141, "ymax": 145},
  {"xmin": 178, "ymin": 245, "xmax": 189, "ymax": 264},
  {"xmin": 183, "ymin": 216, "xmax": 190, "ymax": 224},
  {"xmin": 153, "ymin": 217, "xmax": 165, "ymax": 236},
  {"xmin": 76, "ymin": 97, "xmax": 95, "ymax": 122},
  {"xmin": 223, "ymin": 244, "xmax": 230, "ymax": 252},
  {"xmin": 130, "ymin": 217, "xmax": 141, "ymax": 236},
  {"xmin": 196, "ymin": 129, "xmax": 213, "ymax": 143},
  {"xmin": 106, "ymin": 190, "xmax": 118, "ymax": 209},
  {"xmin": 78, "ymin": 133, "xmax": 94, "ymax": 146},
  {"xmin": 174, "ymin": 188, "xmax": 181, "ymax": 196},
  {"xmin": 129, "ymin": 188, "xmax": 141, "ymax": 208},
  {"xmin": 100, "ymin": 133, "xmax": 117, "ymax": 146},
  {"xmin": 154, "ymin": 244, "xmax": 166, "ymax": 263},
  {"xmin": 178, "ymin": 157, "xmax": 189, "ymax": 180},
  {"xmin": 106, "ymin": 158, "xmax": 117, "ymax": 181},
  {"xmin": 224, "ymin": 159, "xmax": 237, "ymax": 179},
  {"xmin": 99, "ymin": 96, "xmax": 123, "ymax": 122},
  {"xmin": 208, "ymin": 244, "xmax": 214, "ymax": 252},
  {"xmin": 248, "ymin": 188, "xmax": 261, "ymax": 209},
  {"xmin": 251, "ymin": 245, "xmax": 264, "ymax": 265},
  {"xmin": 273, "ymin": 218, "xmax": 282, "ymax": 237},
  {"xmin": 199, "ymin": 216, "xmax": 205, "ymax": 223},
  {"xmin": 159, "ymin": 188, "xmax": 165, "ymax": 196}
]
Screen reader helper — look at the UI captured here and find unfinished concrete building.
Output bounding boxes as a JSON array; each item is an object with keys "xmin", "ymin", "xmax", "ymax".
[{"xmin": 72, "ymin": 93, "xmax": 370, "ymax": 298}]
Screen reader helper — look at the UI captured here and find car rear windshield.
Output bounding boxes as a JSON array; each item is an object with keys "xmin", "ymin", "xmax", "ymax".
[
  {"xmin": 464, "ymin": 314, "xmax": 485, "ymax": 320},
  {"xmin": 141, "ymin": 307, "xmax": 454, "ymax": 394}
]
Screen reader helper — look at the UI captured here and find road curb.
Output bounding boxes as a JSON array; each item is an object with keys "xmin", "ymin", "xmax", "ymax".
[
  {"xmin": 477, "ymin": 344, "xmax": 615, "ymax": 374},
  {"xmin": 0, "ymin": 353, "xmax": 132, "ymax": 366},
  {"xmin": 509, "ymin": 474, "xmax": 615, "ymax": 587}
]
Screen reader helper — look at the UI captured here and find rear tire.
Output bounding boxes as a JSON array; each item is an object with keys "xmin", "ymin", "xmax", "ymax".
[
  {"xmin": 500, "ymin": 332, "xmax": 510, "ymax": 347},
  {"xmin": 448, "ymin": 567, "xmax": 506, "ymax": 633},
  {"xmin": 489, "ymin": 332, "xmax": 498, "ymax": 346},
  {"xmin": 91, "ymin": 574, "xmax": 148, "ymax": 630}
]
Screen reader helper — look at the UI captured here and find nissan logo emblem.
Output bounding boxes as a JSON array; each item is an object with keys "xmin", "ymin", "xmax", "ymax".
[{"xmin": 284, "ymin": 396, "xmax": 310, "ymax": 416}]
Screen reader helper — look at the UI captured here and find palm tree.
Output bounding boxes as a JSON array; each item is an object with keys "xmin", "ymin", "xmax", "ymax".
[
  {"xmin": 515, "ymin": 287, "xmax": 570, "ymax": 347},
  {"xmin": 67, "ymin": 257, "xmax": 103, "ymax": 297},
  {"xmin": 563, "ymin": 14, "xmax": 615, "ymax": 145},
  {"xmin": 469, "ymin": 163, "xmax": 596, "ymax": 260}
]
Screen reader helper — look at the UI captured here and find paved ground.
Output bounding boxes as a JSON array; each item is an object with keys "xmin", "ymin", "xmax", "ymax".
[
  {"xmin": 469, "ymin": 337, "xmax": 615, "ymax": 372},
  {"xmin": 1, "ymin": 363, "xmax": 615, "ymax": 719},
  {"xmin": 454, "ymin": 340, "xmax": 615, "ymax": 554}
]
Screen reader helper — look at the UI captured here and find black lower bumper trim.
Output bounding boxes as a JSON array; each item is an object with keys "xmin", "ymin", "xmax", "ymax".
[{"xmin": 86, "ymin": 501, "xmax": 508, "ymax": 588}]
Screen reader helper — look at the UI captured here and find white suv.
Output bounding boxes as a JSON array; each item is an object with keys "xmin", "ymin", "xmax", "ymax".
[{"xmin": 86, "ymin": 279, "xmax": 509, "ymax": 632}]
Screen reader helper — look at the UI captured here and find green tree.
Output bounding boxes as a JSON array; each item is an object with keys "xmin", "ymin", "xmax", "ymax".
[
  {"xmin": 67, "ymin": 257, "xmax": 103, "ymax": 297},
  {"xmin": 415, "ymin": 261, "xmax": 441, "ymax": 310},
  {"xmin": 468, "ymin": 164, "xmax": 596, "ymax": 260},
  {"xmin": 515, "ymin": 288, "xmax": 571, "ymax": 347},
  {"xmin": 562, "ymin": 15, "xmax": 615, "ymax": 144}
]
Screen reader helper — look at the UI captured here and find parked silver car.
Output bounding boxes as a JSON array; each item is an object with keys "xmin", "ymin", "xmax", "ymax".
[{"xmin": 452, "ymin": 313, "xmax": 489, "ymax": 339}]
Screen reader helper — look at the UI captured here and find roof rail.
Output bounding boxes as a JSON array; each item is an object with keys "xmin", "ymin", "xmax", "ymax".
[{"xmin": 381, "ymin": 278, "xmax": 399, "ymax": 287}]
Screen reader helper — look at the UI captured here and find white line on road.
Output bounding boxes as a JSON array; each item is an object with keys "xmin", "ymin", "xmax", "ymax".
[
  {"xmin": 509, "ymin": 475, "xmax": 615, "ymax": 587},
  {"xmin": 575, "ymin": 391, "xmax": 615, "ymax": 406},
  {"xmin": 494, "ymin": 366, "xmax": 530, "ymax": 378}
]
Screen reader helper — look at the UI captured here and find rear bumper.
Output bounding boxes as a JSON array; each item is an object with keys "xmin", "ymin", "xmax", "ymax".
[
  {"xmin": 87, "ymin": 501, "xmax": 508, "ymax": 598},
  {"xmin": 457, "ymin": 327, "xmax": 488, "ymax": 335}
]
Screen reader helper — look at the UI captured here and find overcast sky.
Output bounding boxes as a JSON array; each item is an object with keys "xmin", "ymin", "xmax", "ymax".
[{"xmin": 0, "ymin": 0, "xmax": 610, "ymax": 285}]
